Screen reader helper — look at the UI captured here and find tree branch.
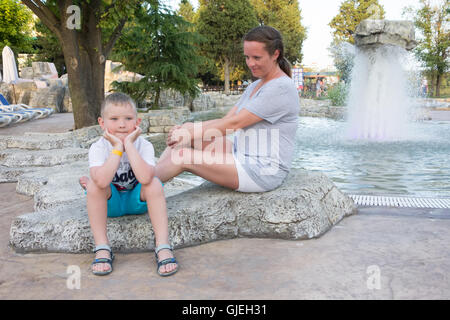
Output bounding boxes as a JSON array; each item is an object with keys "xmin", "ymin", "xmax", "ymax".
[
  {"xmin": 103, "ymin": 17, "xmax": 128, "ymax": 57},
  {"xmin": 21, "ymin": 0, "xmax": 61, "ymax": 36}
]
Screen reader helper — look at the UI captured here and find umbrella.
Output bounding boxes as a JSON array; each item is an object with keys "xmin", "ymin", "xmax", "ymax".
[{"xmin": 2, "ymin": 46, "xmax": 19, "ymax": 103}]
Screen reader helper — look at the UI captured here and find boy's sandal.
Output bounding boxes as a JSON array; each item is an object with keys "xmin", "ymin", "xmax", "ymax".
[
  {"xmin": 92, "ymin": 244, "xmax": 115, "ymax": 276},
  {"xmin": 155, "ymin": 244, "xmax": 179, "ymax": 277}
]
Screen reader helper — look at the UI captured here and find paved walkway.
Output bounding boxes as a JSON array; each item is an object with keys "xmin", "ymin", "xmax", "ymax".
[
  {"xmin": 0, "ymin": 113, "xmax": 75, "ymax": 136},
  {"xmin": 1, "ymin": 113, "xmax": 450, "ymax": 300}
]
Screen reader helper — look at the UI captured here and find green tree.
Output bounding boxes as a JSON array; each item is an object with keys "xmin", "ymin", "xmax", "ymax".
[
  {"xmin": 0, "ymin": 0, "xmax": 34, "ymax": 67},
  {"xmin": 328, "ymin": 39, "xmax": 355, "ymax": 84},
  {"xmin": 250, "ymin": 0, "xmax": 307, "ymax": 64},
  {"xmin": 329, "ymin": 0, "xmax": 386, "ymax": 44},
  {"xmin": 196, "ymin": 0, "xmax": 258, "ymax": 94},
  {"xmin": 406, "ymin": 0, "xmax": 449, "ymax": 97},
  {"xmin": 111, "ymin": 1, "xmax": 204, "ymax": 109},
  {"xmin": 177, "ymin": 0, "xmax": 195, "ymax": 24},
  {"xmin": 22, "ymin": 0, "xmax": 140, "ymax": 129},
  {"xmin": 34, "ymin": 20, "xmax": 65, "ymax": 76}
]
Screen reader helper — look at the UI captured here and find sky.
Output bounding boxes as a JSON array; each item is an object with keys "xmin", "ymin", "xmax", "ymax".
[{"xmin": 166, "ymin": 0, "xmax": 422, "ymax": 70}]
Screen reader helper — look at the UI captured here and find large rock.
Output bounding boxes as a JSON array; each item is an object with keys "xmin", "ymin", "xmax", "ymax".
[
  {"xmin": 355, "ymin": 20, "xmax": 417, "ymax": 51},
  {"xmin": 104, "ymin": 60, "xmax": 144, "ymax": 92},
  {"xmin": 14, "ymin": 160, "xmax": 198, "ymax": 211},
  {"xmin": 139, "ymin": 107, "xmax": 191, "ymax": 133},
  {"xmin": 9, "ymin": 169, "xmax": 356, "ymax": 253},
  {"xmin": 0, "ymin": 147, "xmax": 88, "ymax": 167},
  {"xmin": 0, "ymin": 79, "xmax": 65, "ymax": 112},
  {"xmin": 299, "ymin": 99, "xmax": 346, "ymax": 119}
]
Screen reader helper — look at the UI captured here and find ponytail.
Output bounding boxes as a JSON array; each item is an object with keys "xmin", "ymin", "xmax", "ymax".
[{"xmin": 278, "ymin": 57, "xmax": 292, "ymax": 78}]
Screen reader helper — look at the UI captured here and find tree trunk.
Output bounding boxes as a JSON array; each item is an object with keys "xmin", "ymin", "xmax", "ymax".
[
  {"xmin": 154, "ymin": 87, "xmax": 161, "ymax": 110},
  {"xmin": 224, "ymin": 57, "xmax": 230, "ymax": 95},
  {"xmin": 435, "ymin": 73, "xmax": 442, "ymax": 97},
  {"xmin": 430, "ymin": 72, "xmax": 436, "ymax": 97},
  {"xmin": 22, "ymin": 0, "xmax": 127, "ymax": 129}
]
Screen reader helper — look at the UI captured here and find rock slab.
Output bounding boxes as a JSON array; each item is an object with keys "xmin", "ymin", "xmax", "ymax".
[
  {"xmin": 9, "ymin": 169, "xmax": 356, "ymax": 253},
  {"xmin": 355, "ymin": 20, "xmax": 417, "ymax": 51}
]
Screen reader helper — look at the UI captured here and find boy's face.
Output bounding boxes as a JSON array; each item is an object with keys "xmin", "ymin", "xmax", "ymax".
[{"xmin": 98, "ymin": 103, "xmax": 141, "ymax": 142}]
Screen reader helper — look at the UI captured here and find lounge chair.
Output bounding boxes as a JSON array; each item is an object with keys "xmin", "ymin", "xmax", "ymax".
[
  {"xmin": 0, "ymin": 105, "xmax": 38, "ymax": 121},
  {"xmin": 0, "ymin": 111, "xmax": 24, "ymax": 124},
  {"xmin": 0, "ymin": 93, "xmax": 54, "ymax": 119},
  {"xmin": 0, "ymin": 114, "xmax": 12, "ymax": 127}
]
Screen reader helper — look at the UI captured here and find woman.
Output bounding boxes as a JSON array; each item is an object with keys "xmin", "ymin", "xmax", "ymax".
[{"xmin": 155, "ymin": 26, "xmax": 300, "ymax": 192}]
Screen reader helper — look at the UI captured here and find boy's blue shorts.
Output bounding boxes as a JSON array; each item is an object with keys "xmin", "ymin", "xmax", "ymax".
[{"xmin": 107, "ymin": 180, "xmax": 163, "ymax": 218}]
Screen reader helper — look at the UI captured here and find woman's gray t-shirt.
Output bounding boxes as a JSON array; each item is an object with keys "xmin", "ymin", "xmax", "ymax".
[{"xmin": 234, "ymin": 76, "xmax": 300, "ymax": 191}]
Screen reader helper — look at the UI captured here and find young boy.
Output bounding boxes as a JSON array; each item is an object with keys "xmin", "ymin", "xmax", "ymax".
[{"xmin": 83, "ymin": 92, "xmax": 178, "ymax": 276}]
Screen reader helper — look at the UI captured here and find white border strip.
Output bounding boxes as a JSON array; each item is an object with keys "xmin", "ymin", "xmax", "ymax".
[{"xmin": 348, "ymin": 195, "xmax": 450, "ymax": 209}]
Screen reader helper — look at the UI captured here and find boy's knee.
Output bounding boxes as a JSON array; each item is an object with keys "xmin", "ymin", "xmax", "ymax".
[
  {"xmin": 143, "ymin": 177, "xmax": 163, "ymax": 192},
  {"xmin": 86, "ymin": 180, "xmax": 109, "ymax": 196}
]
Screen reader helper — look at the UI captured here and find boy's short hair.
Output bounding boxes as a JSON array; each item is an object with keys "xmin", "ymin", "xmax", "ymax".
[{"xmin": 101, "ymin": 92, "xmax": 137, "ymax": 117}]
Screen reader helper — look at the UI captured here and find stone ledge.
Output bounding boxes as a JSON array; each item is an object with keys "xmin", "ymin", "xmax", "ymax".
[
  {"xmin": 0, "ymin": 148, "xmax": 88, "ymax": 167},
  {"xmin": 9, "ymin": 169, "xmax": 356, "ymax": 253}
]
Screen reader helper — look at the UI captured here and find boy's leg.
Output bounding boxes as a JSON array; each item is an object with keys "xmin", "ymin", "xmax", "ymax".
[
  {"xmin": 86, "ymin": 180, "xmax": 112, "ymax": 273},
  {"xmin": 140, "ymin": 178, "xmax": 177, "ymax": 275}
]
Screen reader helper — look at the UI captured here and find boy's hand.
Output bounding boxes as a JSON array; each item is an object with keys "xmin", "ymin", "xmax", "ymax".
[
  {"xmin": 124, "ymin": 126, "xmax": 142, "ymax": 150},
  {"xmin": 103, "ymin": 128, "xmax": 124, "ymax": 152}
]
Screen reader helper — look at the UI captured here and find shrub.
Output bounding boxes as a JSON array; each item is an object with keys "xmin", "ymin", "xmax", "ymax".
[{"xmin": 327, "ymin": 82, "xmax": 349, "ymax": 106}]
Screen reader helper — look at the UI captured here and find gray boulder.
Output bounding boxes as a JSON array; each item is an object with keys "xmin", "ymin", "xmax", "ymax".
[
  {"xmin": 9, "ymin": 169, "xmax": 356, "ymax": 253},
  {"xmin": 355, "ymin": 20, "xmax": 417, "ymax": 51}
]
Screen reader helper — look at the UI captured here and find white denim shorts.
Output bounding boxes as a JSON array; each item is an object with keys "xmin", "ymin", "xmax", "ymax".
[{"xmin": 227, "ymin": 134, "xmax": 265, "ymax": 193}]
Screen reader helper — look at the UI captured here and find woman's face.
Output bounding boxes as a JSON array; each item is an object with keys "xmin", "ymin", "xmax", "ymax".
[{"xmin": 244, "ymin": 41, "xmax": 279, "ymax": 79}]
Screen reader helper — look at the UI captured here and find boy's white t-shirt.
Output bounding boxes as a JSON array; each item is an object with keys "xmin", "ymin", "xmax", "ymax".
[{"xmin": 88, "ymin": 136, "xmax": 156, "ymax": 191}]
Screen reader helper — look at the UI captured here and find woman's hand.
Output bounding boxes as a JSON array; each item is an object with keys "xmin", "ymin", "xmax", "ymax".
[
  {"xmin": 124, "ymin": 126, "xmax": 142, "ymax": 150},
  {"xmin": 103, "ymin": 128, "xmax": 123, "ymax": 152},
  {"xmin": 167, "ymin": 122, "xmax": 194, "ymax": 148}
]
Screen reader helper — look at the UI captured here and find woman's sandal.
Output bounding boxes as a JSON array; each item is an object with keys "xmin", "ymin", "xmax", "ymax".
[
  {"xmin": 92, "ymin": 244, "xmax": 115, "ymax": 276},
  {"xmin": 155, "ymin": 244, "xmax": 179, "ymax": 277}
]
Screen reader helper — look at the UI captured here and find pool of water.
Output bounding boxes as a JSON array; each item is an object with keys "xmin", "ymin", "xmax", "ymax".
[
  {"xmin": 293, "ymin": 117, "xmax": 450, "ymax": 197},
  {"xmin": 179, "ymin": 114, "xmax": 450, "ymax": 197}
]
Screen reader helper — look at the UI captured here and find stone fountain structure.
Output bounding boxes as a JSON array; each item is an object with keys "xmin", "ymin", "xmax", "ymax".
[{"xmin": 347, "ymin": 20, "xmax": 418, "ymax": 141}]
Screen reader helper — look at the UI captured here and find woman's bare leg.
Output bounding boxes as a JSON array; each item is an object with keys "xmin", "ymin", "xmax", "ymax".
[{"xmin": 155, "ymin": 137, "xmax": 238, "ymax": 189}]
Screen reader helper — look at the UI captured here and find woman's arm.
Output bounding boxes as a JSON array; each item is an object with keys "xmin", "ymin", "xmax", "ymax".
[{"xmin": 169, "ymin": 108, "xmax": 262, "ymax": 147}]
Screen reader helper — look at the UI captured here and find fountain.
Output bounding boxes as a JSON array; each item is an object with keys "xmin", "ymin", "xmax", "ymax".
[{"xmin": 346, "ymin": 20, "xmax": 418, "ymax": 141}]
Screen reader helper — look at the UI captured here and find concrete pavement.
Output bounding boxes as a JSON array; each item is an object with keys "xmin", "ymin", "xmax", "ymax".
[
  {"xmin": 1, "ymin": 181, "xmax": 449, "ymax": 299},
  {"xmin": 0, "ymin": 112, "xmax": 449, "ymax": 300}
]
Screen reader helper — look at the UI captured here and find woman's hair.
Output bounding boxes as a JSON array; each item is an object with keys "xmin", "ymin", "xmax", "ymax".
[{"xmin": 243, "ymin": 25, "xmax": 292, "ymax": 78}]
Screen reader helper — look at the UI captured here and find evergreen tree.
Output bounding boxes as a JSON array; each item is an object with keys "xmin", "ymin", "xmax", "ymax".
[
  {"xmin": 250, "ymin": 0, "xmax": 307, "ymax": 64},
  {"xmin": 196, "ymin": 0, "xmax": 258, "ymax": 94},
  {"xmin": 112, "ymin": 0, "xmax": 204, "ymax": 109},
  {"xmin": 329, "ymin": 0, "xmax": 386, "ymax": 44}
]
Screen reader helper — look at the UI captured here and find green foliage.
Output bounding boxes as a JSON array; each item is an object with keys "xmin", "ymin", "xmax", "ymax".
[
  {"xmin": 0, "ymin": 0, "xmax": 34, "ymax": 55},
  {"xmin": 34, "ymin": 21, "xmax": 65, "ymax": 75},
  {"xmin": 328, "ymin": 40, "xmax": 355, "ymax": 84},
  {"xmin": 195, "ymin": 0, "xmax": 259, "ymax": 72},
  {"xmin": 177, "ymin": 0, "xmax": 196, "ymax": 24},
  {"xmin": 329, "ymin": 0, "xmax": 386, "ymax": 44},
  {"xmin": 408, "ymin": 0, "xmax": 449, "ymax": 96},
  {"xmin": 111, "ymin": 0, "xmax": 204, "ymax": 108},
  {"xmin": 250, "ymin": 0, "xmax": 307, "ymax": 64},
  {"xmin": 327, "ymin": 82, "xmax": 349, "ymax": 106}
]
